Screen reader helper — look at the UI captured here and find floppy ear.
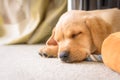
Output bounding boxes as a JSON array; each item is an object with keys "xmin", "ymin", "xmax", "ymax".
[
  {"xmin": 46, "ymin": 28, "xmax": 57, "ymax": 46},
  {"xmin": 85, "ymin": 16, "xmax": 112, "ymax": 52}
]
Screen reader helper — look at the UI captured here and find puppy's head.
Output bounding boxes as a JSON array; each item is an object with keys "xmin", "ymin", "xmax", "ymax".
[{"xmin": 52, "ymin": 11, "xmax": 111, "ymax": 62}]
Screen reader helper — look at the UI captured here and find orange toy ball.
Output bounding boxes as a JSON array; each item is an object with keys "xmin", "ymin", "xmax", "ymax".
[{"xmin": 102, "ymin": 32, "xmax": 120, "ymax": 73}]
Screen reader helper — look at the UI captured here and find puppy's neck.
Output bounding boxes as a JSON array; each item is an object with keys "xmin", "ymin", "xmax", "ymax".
[{"xmin": 90, "ymin": 45, "xmax": 101, "ymax": 55}]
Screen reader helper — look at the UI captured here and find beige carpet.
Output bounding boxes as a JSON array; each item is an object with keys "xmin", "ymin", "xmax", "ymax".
[{"xmin": 0, "ymin": 45, "xmax": 120, "ymax": 80}]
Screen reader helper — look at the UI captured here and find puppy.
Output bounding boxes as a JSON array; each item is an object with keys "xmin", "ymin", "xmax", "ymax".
[{"xmin": 39, "ymin": 8, "xmax": 120, "ymax": 62}]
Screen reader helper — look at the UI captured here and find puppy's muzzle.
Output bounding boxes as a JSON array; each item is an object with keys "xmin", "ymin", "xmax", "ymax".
[{"xmin": 59, "ymin": 51, "xmax": 69, "ymax": 62}]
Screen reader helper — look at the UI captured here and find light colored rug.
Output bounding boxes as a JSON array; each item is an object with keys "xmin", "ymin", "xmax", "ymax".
[{"xmin": 0, "ymin": 45, "xmax": 120, "ymax": 80}]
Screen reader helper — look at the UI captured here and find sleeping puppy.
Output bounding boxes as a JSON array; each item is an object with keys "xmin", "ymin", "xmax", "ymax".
[{"xmin": 39, "ymin": 8, "xmax": 120, "ymax": 62}]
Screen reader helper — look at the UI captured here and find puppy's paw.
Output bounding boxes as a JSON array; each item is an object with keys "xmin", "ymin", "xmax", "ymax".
[
  {"xmin": 39, "ymin": 52, "xmax": 55, "ymax": 58},
  {"xmin": 39, "ymin": 46, "xmax": 57, "ymax": 58}
]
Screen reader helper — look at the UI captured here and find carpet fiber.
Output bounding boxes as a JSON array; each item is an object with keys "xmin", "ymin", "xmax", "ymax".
[{"xmin": 0, "ymin": 45, "xmax": 120, "ymax": 80}]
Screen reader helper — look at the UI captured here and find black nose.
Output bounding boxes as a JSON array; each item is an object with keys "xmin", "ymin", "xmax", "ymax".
[{"xmin": 59, "ymin": 51, "xmax": 69, "ymax": 61}]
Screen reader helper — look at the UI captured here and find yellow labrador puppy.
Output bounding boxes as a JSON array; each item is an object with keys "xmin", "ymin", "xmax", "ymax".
[{"xmin": 39, "ymin": 8, "xmax": 120, "ymax": 62}]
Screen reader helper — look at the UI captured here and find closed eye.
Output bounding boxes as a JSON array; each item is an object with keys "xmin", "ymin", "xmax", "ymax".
[{"xmin": 71, "ymin": 32, "xmax": 82, "ymax": 38}]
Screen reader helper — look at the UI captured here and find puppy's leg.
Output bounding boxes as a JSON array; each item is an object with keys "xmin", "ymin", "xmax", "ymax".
[{"xmin": 39, "ymin": 29, "xmax": 58, "ymax": 58}]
